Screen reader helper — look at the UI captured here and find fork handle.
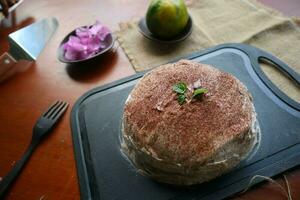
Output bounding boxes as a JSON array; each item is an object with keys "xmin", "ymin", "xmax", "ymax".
[{"xmin": 0, "ymin": 140, "xmax": 38, "ymax": 197}]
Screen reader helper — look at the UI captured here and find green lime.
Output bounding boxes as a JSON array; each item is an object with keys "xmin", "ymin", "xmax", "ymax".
[{"xmin": 146, "ymin": 0, "xmax": 189, "ymax": 39}]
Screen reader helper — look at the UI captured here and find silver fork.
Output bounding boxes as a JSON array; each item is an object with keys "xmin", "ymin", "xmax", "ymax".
[{"xmin": 0, "ymin": 100, "xmax": 68, "ymax": 197}]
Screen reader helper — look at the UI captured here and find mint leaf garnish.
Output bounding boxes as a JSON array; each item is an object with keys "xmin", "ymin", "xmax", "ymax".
[
  {"xmin": 178, "ymin": 94, "xmax": 186, "ymax": 105},
  {"xmin": 173, "ymin": 82, "xmax": 208, "ymax": 105},
  {"xmin": 172, "ymin": 82, "xmax": 187, "ymax": 94},
  {"xmin": 193, "ymin": 88, "xmax": 208, "ymax": 99}
]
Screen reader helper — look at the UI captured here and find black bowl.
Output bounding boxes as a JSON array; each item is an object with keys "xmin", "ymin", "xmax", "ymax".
[
  {"xmin": 138, "ymin": 15, "xmax": 193, "ymax": 43},
  {"xmin": 57, "ymin": 27, "xmax": 115, "ymax": 64}
]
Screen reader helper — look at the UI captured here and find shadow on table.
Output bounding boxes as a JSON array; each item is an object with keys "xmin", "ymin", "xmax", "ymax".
[{"xmin": 65, "ymin": 51, "xmax": 118, "ymax": 83}]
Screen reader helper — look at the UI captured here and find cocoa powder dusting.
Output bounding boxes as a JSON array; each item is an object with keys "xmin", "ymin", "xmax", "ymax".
[{"xmin": 123, "ymin": 60, "xmax": 253, "ymax": 165}]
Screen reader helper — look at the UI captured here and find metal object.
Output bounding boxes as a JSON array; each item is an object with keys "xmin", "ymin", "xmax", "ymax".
[
  {"xmin": 8, "ymin": 17, "xmax": 59, "ymax": 61},
  {"xmin": 0, "ymin": 101, "xmax": 68, "ymax": 198},
  {"xmin": 0, "ymin": 18, "xmax": 58, "ymax": 82}
]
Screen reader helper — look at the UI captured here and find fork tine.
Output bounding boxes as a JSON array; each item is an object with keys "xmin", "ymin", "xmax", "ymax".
[
  {"xmin": 51, "ymin": 101, "xmax": 69, "ymax": 120},
  {"xmin": 49, "ymin": 101, "xmax": 65, "ymax": 119},
  {"xmin": 43, "ymin": 101, "xmax": 60, "ymax": 117},
  {"xmin": 44, "ymin": 101, "xmax": 63, "ymax": 118}
]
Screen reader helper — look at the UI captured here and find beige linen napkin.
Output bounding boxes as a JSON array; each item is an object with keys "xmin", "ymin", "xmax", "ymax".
[{"xmin": 117, "ymin": 0, "xmax": 300, "ymax": 102}]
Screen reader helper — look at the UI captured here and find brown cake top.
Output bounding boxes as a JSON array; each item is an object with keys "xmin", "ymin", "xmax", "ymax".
[{"xmin": 123, "ymin": 60, "xmax": 253, "ymax": 165}]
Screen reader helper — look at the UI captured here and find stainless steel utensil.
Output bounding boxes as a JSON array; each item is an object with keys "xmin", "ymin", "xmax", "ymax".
[{"xmin": 0, "ymin": 18, "xmax": 58, "ymax": 80}]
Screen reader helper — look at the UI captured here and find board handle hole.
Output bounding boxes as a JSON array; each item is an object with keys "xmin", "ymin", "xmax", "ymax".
[{"xmin": 258, "ymin": 57, "xmax": 300, "ymax": 103}]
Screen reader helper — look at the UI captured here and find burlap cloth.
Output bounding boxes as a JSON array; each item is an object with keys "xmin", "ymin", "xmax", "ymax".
[{"xmin": 116, "ymin": 0, "xmax": 300, "ymax": 102}]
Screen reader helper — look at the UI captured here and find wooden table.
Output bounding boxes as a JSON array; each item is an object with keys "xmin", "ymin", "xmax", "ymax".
[{"xmin": 0, "ymin": 0, "xmax": 299, "ymax": 199}]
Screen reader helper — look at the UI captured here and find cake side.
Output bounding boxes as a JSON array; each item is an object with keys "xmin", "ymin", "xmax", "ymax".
[{"xmin": 121, "ymin": 60, "xmax": 258, "ymax": 185}]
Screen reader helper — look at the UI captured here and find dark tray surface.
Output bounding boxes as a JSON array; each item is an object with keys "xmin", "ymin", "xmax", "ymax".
[{"xmin": 71, "ymin": 43, "xmax": 300, "ymax": 200}]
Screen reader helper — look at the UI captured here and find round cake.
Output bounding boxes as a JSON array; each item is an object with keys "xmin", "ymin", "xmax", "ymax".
[{"xmin": 121, "ymin": 60, "xmax": 259, "ymax": 185}]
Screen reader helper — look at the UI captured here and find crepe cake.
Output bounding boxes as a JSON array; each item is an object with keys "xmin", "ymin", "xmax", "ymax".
[{"xmin": 121, "ymin": 60, "xmax": 259, "ymax": 185}]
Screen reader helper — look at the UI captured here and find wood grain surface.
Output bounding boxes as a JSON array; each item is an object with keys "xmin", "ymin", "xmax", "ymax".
[{"xmin": 0, "ymin": 0, "xmax": 299, "ymax": 199}]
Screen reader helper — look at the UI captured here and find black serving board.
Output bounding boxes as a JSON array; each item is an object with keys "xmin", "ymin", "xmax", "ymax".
[{"xmin": 70, "ymin": 43, "xmax": 300, "ymax": 200}]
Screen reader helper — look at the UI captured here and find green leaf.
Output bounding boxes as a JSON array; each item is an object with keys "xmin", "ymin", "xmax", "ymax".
[
  {"xmin": 193, "ymin": 88, "xmax": 208, "ymax": 98},
  {"xmin": 178, "ymin": 94, "xmax": 186, "ymax": 105},
  {"xmin": 172, "ymin": 82, "xmax": 187, "ymax": 94}
]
